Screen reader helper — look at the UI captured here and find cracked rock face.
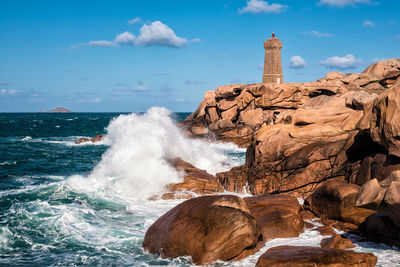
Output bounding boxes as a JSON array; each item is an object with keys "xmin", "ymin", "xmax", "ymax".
[{"xmin": 180, "ymin": 58, "xmax": 400, "ymax": 198}]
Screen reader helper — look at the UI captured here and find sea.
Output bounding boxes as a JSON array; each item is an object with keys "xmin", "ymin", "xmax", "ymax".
[{"xmin": 0, "ymin": 107, "xmax": 399, "ymax": 266}]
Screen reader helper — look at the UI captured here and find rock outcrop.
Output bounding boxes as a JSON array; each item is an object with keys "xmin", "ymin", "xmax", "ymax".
[
  {"xmin": 244, "ymin": 195, "xmax": 304, "ymax": 241},
  {"xmin": 255, "ymin": 246, "xmax": 377, "ymax": 267},
  {"xmin": 142, "ymin": 195, "xmax": 261, "ymax": 265},
  {"xmin": 161, "ymin": 158, "xmax": 221, "ymax": 199},
  {"xmin": 305, "ymin": 180, "xmax": 375, "ymax": 226},
  {"xmin": 320, "ymin": 234, "xmax": 355, "ymax": 249},
  {"xmin": 75, "ymin": 135, "xmax": 104, "ymax": 144}
]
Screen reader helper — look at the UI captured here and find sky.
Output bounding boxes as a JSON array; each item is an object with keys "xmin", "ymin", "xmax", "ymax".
[{"xmin": 0, "ymin": 0, "xmax": 399, "ymax": 112}]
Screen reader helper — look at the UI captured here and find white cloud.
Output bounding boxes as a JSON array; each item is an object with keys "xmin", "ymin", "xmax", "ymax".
[
  {"xmin": 88, "ymin": 40, "xmax": 116, "ymax": 47},
  {"xmin": 114, "ymin": 31, "xmax": 136, "ymax": 45},
  {"xmin": 135, "ymin": 21, "xmax": 188, "ymax": 47},
  {"xmin": 301, "ymin": 30, "xmax": 332, "ymax": 37},
  {"xmin": 290, "ymin": 55, "xmax": 306, "ymax": 69},
  {"xmin": 320, "ymin": 54, "xmax": 363, "ymax": 69},
  {"xmin": 0, "ymin": 89, "xmax": 17, "ymax": 95},
  {"xmin": 239, "ymin": 0, "xmax": 288, "ymax": 14},
  {"xmin": 128, "ymin": 17, "xmax": 141, "ymax": 25},
  {"xmin": 318, "ymin": 0, "xmax": 370, "ymax": 7},
  {"xmin": 363, "ymin": 20, "xmax": 375, "ymax": 27},
  {"xmin": 75, "ymin": 21, "xmax": 190, "ymax": 49}
]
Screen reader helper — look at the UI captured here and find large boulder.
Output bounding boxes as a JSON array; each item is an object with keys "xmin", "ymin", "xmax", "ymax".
[
  {"xmin": 356, "ymin": 170, "xmax": 400, "ymax": 228},
  {"xmin": 305, "ymin": 180, "xmax": 375, "ymax": 225},
  {"xmin": 358, "ymin": 82, "xmax": 400, "ymax": 158},
  {"xmin": 320, "ymin": 234, "xmax": 354, "ymax": 249},
  {"xmin": 142, "ymin": 195, "xmax": 261, "ymax": 265},
  {"xmin": 362, "ymin": 58, "xmax": 400, "ymax": 79},
  {"xmin": 256, "ymin": 246, "xmax": 377, "ymax": 267},
  {"xmin": 243, "ymin": 195, "xmax": 304, "ymax": 241}
]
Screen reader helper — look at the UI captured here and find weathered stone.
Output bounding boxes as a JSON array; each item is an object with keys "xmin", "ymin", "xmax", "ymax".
[
  {"xmin": 204, "ymin": 90, "xmax": 216, "ymax": 106},
  {"xmin": 244, "ymin": 195, "xmax": 303, "ymax": 241},
  {"xmin": 359, "ymin": 213, "xmax": 400, "ymax": 248},
  {"xmin": 75, "ymin": 137, "xmax": 90, "ymax": 144},
  {"xmin": 238, "ymin": 108, "xmax": 264, "ymax": 126},
  {"xmin": 320, "ymin": 235, "xmax": 355, "ymax": 249},
  {"xmin": 355, "ymin": 178, "xmax": 385, "ymax": 210},
  {"xmin": 345, "ymin": 90, "xmax": 378, "ymax": 110},
  {"xmin": 315, "ymin": 225, "xmax": 336, "ymax": 236},
  {"xmin": 358, "ymin": 82, "xmax": 400, "ymax": 157},
  {"xmin": 341, "ymin": 73, "xmax": 360, "ymax": 84},
  {"xmin": 215, "ymin": 84, "xmax": 245, "ymax": 98},
  {"xmin": 326, "ymin": 71, "xmax": 344, "ymax": 80},
  {"xmin": 305, "ymin": 180, "xmax": 374, "ymax": 224},
  {"xmin": 91, "ymin": 135, "xmax": 104, "ymax": 143},
  {"xmin": 217, "ymin": 98, "xmax": 237, "ymax": 111},
  {"xmin": 161, "ymin": 158, "xmax": 220, "ymax": 199},
  {"xmin": 206, "ymin": 106, "xmax": 219, "ymax": 123},
  {"xmin": 362, "ymin": 58, "xmax": 400, "ymax": 79},
  {"xmin": 143, "ymin": 195, "xmax": 261, "ymax": 265},
  {"xmin": 256, "ymin": 246, "xmax": 377, "ymax": 267},
  {"xmin": 220, "ymin": 106, "xmax": 238, "ymax": 121}
]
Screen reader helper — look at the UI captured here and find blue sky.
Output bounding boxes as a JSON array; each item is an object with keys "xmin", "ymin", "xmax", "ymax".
[{"xmin": 0, "ymin": 0, "xmax": 399, "ymax": 112}]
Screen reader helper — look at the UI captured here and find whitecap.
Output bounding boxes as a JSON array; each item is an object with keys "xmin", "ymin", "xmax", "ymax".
[{"xmin": 67, "ymin": 107, "xmax": 244, "ymax": 201}]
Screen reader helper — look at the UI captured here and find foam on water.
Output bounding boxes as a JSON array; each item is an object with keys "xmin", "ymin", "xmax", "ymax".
[{"xmin": 67, "ymin": 107, "xmax": 245, "ymax": 201}]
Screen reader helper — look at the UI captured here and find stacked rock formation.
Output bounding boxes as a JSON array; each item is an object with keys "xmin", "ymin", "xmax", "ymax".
[{"xmin": 180, "ymin": 58, "xmax": 400, "ymax": 198}]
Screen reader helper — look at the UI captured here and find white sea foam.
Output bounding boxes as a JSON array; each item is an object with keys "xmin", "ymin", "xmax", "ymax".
[
  {"xmin": 67, "ymin": 107, "xmax": 245, "ymax": 201},
  {"xmin": 0, "ymin": 161, "xmax": 16, "ymax": 166},
  {"xmin": 21, "ymin": 136, "xmax": 32, "ymax": 142}
]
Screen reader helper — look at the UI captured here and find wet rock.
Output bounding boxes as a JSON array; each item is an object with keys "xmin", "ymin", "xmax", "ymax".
[
  {"xmin": 75, "ymin": 137, "xmax": 90, "ymax": 144},
  {"xmin": 143, "ymin": 195, "xmax": 261, "ymax": 265},
  {"xmin": 320, "ymin": 235, "xmax": 355, "ymax": 249},
  {"xmin": 256, "ymin": 246, "xmax": 377, "ymax": 267},
  {"xmin": 161, "ymin": 158, "xmax": 221, "ymax": 199}
]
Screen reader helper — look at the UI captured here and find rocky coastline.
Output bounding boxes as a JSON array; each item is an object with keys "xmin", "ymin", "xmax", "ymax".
[
  {"xmin": 154, "ymin": 58, "xmax": 400, "ymax": 265},
  {"xmin": 86, "ymin": 59, "xmax": 400, "ymax": 265}
]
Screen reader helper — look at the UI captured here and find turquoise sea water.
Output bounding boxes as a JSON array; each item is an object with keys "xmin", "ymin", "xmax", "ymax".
[
  {"xmin": 0, "ymin": 109, "xmax": 247, "ymax": 266},
  {"xmin": 1, "ymin": 109, "xmax": 399, "ymax": 266}
]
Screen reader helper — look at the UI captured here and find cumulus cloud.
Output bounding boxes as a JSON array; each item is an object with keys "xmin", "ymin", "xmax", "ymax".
[
  {"xmin": 114, "ymin": 31, "xmax": 136, "ymax": 45},
  {"xmin": 135, "ymin": 21, "xmax": 188, "ymax": 47},
  {"xmin": 318, "ymin": 0, "xmax": 370, "ymax": 7},
  {"xmin": 301, "ymin": 30, "xmax": 332, "ymax": 37},
  {"xmin": 320, "ymin": 54, "xmax": 363, "ymax": 69},
  {"xmin": 128, "ymin": 17, "xmax": 141, "ymax": 25},
  {"xmin": 73, "ymin": 21, "xmax": 191, "ymax": 49},
  {"xmin": 363, "ymin": 20, "xmax": 375, "ymax": 27},
  {"xmin": 239, "ymin": 0, "xmax": 288, "ymax": 14},
  {"xmin": 290, "ymin": 55, "xmax": 306, "ymax": 69}
]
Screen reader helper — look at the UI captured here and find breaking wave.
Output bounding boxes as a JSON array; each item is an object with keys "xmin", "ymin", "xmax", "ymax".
[{"xmin": 68, "ymin": 107, "xmax": 245, "ymax": 200}]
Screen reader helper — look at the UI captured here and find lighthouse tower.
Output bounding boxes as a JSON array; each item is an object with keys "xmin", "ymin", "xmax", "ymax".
[{"xmin": 262, "ymin": 32, "xmax": 283, "ymax": 84}]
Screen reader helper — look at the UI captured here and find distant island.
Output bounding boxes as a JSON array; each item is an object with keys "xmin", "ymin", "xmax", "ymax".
[{"xmin": 46, "ymin": 107, "xmax": 72, "ymax": 113}]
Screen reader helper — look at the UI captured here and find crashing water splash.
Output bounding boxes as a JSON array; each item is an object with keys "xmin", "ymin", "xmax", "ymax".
[{"xmin": 68, "ymin": 107, "xmax": 245, "ymax": 200}]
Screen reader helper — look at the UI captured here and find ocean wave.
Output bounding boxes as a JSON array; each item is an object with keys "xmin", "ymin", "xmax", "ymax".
[
  {"xmin": 0, "ymin": 161, "xmax": 17, "ymax": 166},
  {"xmin": 67, "ymin": 107, "xmax": 245, "ymax": 201},
  {"xmin": 21, "ymin": 136, "xmax": 32, "ymax": 142}
]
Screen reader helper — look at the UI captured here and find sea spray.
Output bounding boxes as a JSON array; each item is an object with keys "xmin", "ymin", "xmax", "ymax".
[{"xmin": 68, "ymin": 107, "xmax": 245, "ymax": 200}]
